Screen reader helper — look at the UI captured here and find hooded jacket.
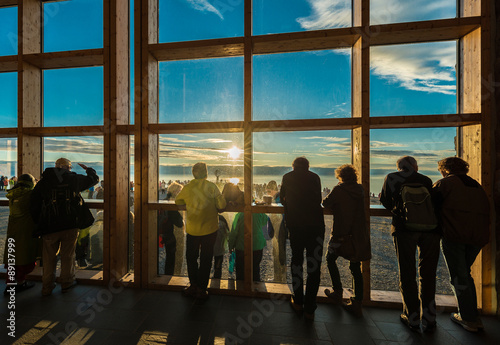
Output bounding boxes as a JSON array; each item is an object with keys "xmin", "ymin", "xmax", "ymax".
[
  {"xmin": 30, "ymin": 167, "xmax": 99, "ymax": 235},
  {"xmin": 175, "ymin": 178, "xmax": 226, "ymax": 236},
  {"xmin": 432, "ymin": 174, "xmax": 490, "ymax": 247},
  {"xmin": 322, "ymin": 182, "xmax": 371, "ymax": 262},
  {"xmin": 3, "ymin": 182, "xmax": 42, "ymax": 265}
]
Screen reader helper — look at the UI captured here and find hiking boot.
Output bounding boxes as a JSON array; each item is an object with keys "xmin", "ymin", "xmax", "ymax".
[
  {"xmin": 343, "ymin": 298, "xmax": 363, "ymax": 317},
  {"xmin": 290, "ymin": 296, "xmax": 304, "ymax": 313},
  {"xmin": 77, "ymin": 259, "xmax": 89, "ymax": 268},
  {"xmin": 324, "ymin": 288, "xmax": 343, "ymax": 304},
  {"xmin": 400, "ymin": 313, "xmax": 420, "ymax": 332},
  {"xmin": 42, "ymin": 283, "xmax": 57, "ymax": 297},
  {"xmin": 422, "ymin": 320, "xmax": 437, "ymax": 332},
  {"xmin": 450, "ymin": 313, "xmax": 478, "ymax": 332},
  {"xmin": 195, "ymin": 287, "xmax": 209, "ymax": 301},
  {"xmin": 182, "ymin": 284, "xmax": 198, "ymax": 298},
  {"xmin": 16, "ymin": 281, "xmax": 35, "ymax": 293},
  {"xmin": 62, "ymin": 281, "xmax": 78, "ymax": 293}
]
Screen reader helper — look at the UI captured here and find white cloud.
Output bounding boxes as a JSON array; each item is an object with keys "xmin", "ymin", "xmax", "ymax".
[
  {"xmin": 370, "ymin": 141, "xmax": 406, "ymax": 149},
  {"xmin": 186, "ymin": 0, "xmax": 223, "ymax": 20},
  {"xmin": 296, "ymin": 0, "xmax": 351, "ymax": 30},
  {"xmin": 299, "ymin": 136, "xmax": 349, "ymax": 142},
  {"xmin": 371, "ymin": 0, "xmax": 455, "ymax": 25},
  {"xmin": 371, "ymin": 42, "xmax": 456, "ymax": 95}
]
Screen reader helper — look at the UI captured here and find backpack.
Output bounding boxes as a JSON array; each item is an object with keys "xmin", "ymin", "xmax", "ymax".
[
  {"xmin": 397, "ymin": 183, "xmax": 438, "ymax": 231},
  {"xmin": 40, "ymin": 182, "xmax": 87, "ymax": 232}
]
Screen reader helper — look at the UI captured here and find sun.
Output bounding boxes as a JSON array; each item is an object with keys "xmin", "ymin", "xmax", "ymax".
[{"xmin": 227, "ymin": 146, "xmax": 241, "ymax": 159}]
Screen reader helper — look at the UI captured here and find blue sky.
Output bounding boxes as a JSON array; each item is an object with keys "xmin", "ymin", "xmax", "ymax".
[{"xmin": 0, "ymin": 0, "xmax": 459, "ymax": 193}]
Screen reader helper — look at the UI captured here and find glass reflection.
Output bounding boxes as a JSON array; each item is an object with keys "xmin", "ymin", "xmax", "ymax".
[
  {"xmin": 43, "ymin": 67, "xmax": 104, "ymax": 127},
  {"xmin": 371, "ymin": 0, "xmax": 456, "ymax": 25},
  {"xmin": 0, "ymin": 7, "xmax": 17, "ymax": 56},
  {"xmin": 0, "ymin": 73, "xmax": 17, "ymax": 128},
  {"xmin": 371, "ymin": 42, "xmax": 457, "ymax": 116},
  {"xmin": 254, "ymin": 0, "xmax": 351, "ymax": 35},
  {"xmin": 43, "ymin": 0, "xmax": 103, "ymax": 52},
  {"xmin": 159, "ymin": 58, "xmax": 243, "ymax": 123},
  {"xmin": 253, "ymin": 50, "xmax": 351, "ymax": 121}
]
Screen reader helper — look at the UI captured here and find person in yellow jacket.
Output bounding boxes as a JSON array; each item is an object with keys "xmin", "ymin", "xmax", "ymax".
[{"xmin": 175, "ymin": 162, "xmax": 226, "ymax": 300}]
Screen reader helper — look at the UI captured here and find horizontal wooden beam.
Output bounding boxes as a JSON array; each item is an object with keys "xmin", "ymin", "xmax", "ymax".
[
  {"xmin": 253, "ymin": 27, "xmax": 358, "ymax": 54},
  {"xmin": 23, "ymin": 49, "xmax": 103, "ymax": 69},
  {"xmin": 0, "ymin": 128, "xmax": 18, "ymax": 137},
  {"xmin": 252, "ymin": 118, "xmax": 361, "ymax": 131},
  {"xmin": 0, "ymin": 0, "xmax": 16, "ymax": 7},
  {"xmin": 369, "ymin": 113, "xmax": 481, "ymax": 129},
  {"xmin": 368, "ymin": 17, "xmax": 481, "ymax": 46},
  {"xmin": 116, "ymin": 124, "xmax": 134, "ymax": 134},
  {"xmin": 0, "ymin": 55, "xmax": 17, "ymax": 72},
  {"xmin": 23, "ymin": 126, "xmax": 104, "ymax": 136},
  {"xmin": 150, "ymin": 37, "xmax": 244, "ymax": 61},
  {"xmin": 150, "ymin": 121, "xmax": 245, "ymax": 134}
]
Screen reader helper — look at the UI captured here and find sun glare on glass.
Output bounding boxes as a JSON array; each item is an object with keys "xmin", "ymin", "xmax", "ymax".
[{"xmin": 227, "ymin": 146, "xmax": 241, "ymax": 159}]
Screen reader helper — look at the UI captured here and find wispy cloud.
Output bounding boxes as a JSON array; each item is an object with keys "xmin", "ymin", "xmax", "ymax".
[
  {"xmin": 296, "ymin": 0, "xmax": 351, "ymax": 30},
  {"xmin": 371, "ymin": 43, "xmax": 456, "ymax": 95},
  {"xmin": 185, "ymin": 0, "xmax": 223, "ymax": 20},
  {"xmin": 44, "ymin": 137, "xmax": 103, "ymax": 155},
  {"xmin": 299, "ymin": 136, "xmax": 349, "ymax": 142},
  {"xmin": 298, "ymin": 1, "xmax": 456, "ymax": 95},
  {"xmin": 370, "ymin": 141, "xmax": 406, "ymax": 149}
]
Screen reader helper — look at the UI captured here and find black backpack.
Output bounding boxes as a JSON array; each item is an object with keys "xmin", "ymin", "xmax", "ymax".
[
  {"xmin": 397, "ymin": 183, "xmax": 438, "ymax": 231},
  {"xmin": 40, "ymin": 182, "xmax": 89, "ymax": 232}
]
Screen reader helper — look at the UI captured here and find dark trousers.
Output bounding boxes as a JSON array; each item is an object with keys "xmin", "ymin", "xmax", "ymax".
[
  {"xmin": 326, "ymin": 253, "xmax": 363, "ymax": 301},
  {"xmin": 393, "ymin": 230, "xmax": 440, "ymax": 324},
  {"xmin": 213, "ymin": 255, "xmax": 223, "ymax": 279},
  {"xmin": 164, "ymin": 243, "xmax": 176, "ymax": 275},
  {"xmin": 289, "ymin": 226, "xmax": 325, "ymax": 314},
  {"xmin": 235, "ymin": 249, "xmax": 263, "ymax": 281},
  {"xmin": 441, "ymin": 239, "xmax": 482, "ymax": 322},
  {"xmin": 186, "ymin": 231, "xmax": 217, "ymax": 290}
]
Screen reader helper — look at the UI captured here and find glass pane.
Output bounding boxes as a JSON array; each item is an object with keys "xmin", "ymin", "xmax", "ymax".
[
  {"xmin": 43, "ymin": 0, "xmax": 103, "ymax": 52},
  {"xmin": 43, "ymin": 67, "xmax": 104, "ymax": 127},
  {"xmin": 370, "ymin": 217, "xmax": 453, "ymax": 295},
  {"xmin": 159, "ymin": 58, "xmax": 243, "ymax": 123},
  {"xmin": 158, "ymin": 133, "xmax": 243, "ymax": 193},
  {"xmin": 371, "ymin": 41, "xmax": 457, "ymax": 116},
  {"xmin": 158, "ymin": 208, "xmax": 187, "ymax": 277},
  {"xmin": 370, "ymin": 216, "xmax": 398, "ymax": 292},
  {"xmin": 253, "ymin": 130, "xmax": 351, "ymax": 198},
  {"xmin": 77, "ymin": 209, "xmax": 104, "ymax": 270},
  {"xmin": 370, "ymin": 127, "xmax": 457, "ymax": 196},
  {"xmin": 0, "ymin": 139, "xmax": 17, "ymax": 197},
  {"xmin": 159, "ymin": 0, "xmax": 243, "ymax": 43},
  {"xmin": 0, "ymin": 73, "xmax": 17, "ymax": 127},
  {"xmin": 253, "ymin": 50, "xmax": 351, "ymax": 121},
  {"xmin": 371, "ymin": 0, "xmax": 456, "ymax": 25},
  {"xmin": 42, "ymin": 136, "xmax": 103, "ymax": 192},
  {"xmin": 0, "ymin": 6, "xmax": 17, "ymax": 56},
  {"xmin": 254, "ymin": 0, "xmax": 352, "ymax": 35}
]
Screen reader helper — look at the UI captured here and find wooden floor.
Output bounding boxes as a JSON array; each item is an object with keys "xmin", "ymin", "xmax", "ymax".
[{"xmin": 1, "ymin": 282, "xmax": 499, "ymax": 345}]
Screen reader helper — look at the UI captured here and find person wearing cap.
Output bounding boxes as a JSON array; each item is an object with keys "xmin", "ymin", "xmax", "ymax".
[
  {"xmin": 3, "ymin": 174, "xmax": 41, "ymax": 295},
  {"xmin": 30, "ymin": 158, "xmax": 99, "ymax": 296},
  {"xmin": 175, "ymin": 162, "xmax": 226, "ymax": 300}
]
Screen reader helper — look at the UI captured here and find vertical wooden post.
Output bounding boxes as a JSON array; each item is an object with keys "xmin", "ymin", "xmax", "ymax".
[
  {"xmin": 243, "ymin": 0, "xmax": 254, "ymax": 292},
  {"xmin": 104, "ymin": 0, "xmax": 130, "ymax": 284},
  {"xmin": 18, "ymin": 0, "xmax": 42, "ymax": 178},
  {"xmin": 138, "ymin": 0, "xmax": 159, "ymax": 287},
  {"xmin": 352, "ymin": 0, "xmax": 371, "ymax": 303}
]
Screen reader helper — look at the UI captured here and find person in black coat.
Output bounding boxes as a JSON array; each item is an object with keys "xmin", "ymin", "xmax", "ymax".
[
  {"xmin": 31, "ymin": 158, "xmax": 99, "ymax": 296},
  {"xmin": 280, "ymin": 157, "xmax": 325, "ymax": 319}
]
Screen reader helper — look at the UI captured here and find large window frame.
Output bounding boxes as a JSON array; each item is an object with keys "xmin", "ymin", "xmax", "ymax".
[{"xmin": 0, "ymin": 0, "xmax": 494, "ymax": 313}]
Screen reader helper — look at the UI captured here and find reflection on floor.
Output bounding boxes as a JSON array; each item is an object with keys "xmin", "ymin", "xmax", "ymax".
[{"xmin": 1, "ymin": 282, "xmax": 499, "ymax": 345}]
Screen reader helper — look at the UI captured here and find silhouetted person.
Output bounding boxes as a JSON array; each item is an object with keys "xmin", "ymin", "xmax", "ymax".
[
  {"xmin": 433, "ymin": 157, "xmax": 490, "ymax": 332},
  {"xmin": 31, "ymin": 158, "xmax": 98, "ymax": 296},
  {"xmin": 280, "ymin": 157, "xmax": 325, "ymax": 319},
  {"xmin": 380, "ymin": 156, "xmax": 439, "ymax": 332},
  {"xmin": 322, "ymin": 164, "xmax": 371, "ymax": 317},
  {"xmin": 175, "ymin": 162, "xmax": 226, "ymax": 300},
  {"xmin": 3, "ymin": 174, "xmax": 41, "ymax": 295}
]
